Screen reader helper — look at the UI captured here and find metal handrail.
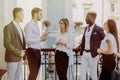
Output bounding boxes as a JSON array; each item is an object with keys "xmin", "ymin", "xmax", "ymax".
[
  {"xmin": 40, "ymin": 48, "xmax": 81, "ymax": 80},
  {"xmin": 22, "ymin": 48, "xmax": 120, "ymax": 80}
]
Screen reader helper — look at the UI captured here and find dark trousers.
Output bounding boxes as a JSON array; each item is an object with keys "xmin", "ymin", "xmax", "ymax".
[
  {"xmin": 99, "ymin": 69, "xmax": 112, "ymax": 80},
  {"xmin": 55, "ymin": 50, "xmax": 69, "ymax": 80},
  {"xmin": 99, "ymin": 54, "xmax": 116, "ymax": 80},
  {"xmin": 26, "ymin": 48, "xmax": 41, "ymax": 80}
]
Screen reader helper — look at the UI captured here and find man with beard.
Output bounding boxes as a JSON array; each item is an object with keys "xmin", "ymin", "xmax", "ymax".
[{"xmin": 24, "ymin": 7, "xmax": 48, "ymax": 80}]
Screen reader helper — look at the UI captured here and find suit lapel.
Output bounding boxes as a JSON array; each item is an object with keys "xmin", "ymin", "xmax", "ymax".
[
  {"xmin": 21, "ymin": 31, "xmax": 26, "ymax": 49},
  {"xmin": 90, "ymin": 24, "xmax": 97, "ymax": 48},
  {"xmin": 83, "ymin": 27, "xmax": 87, "ymax": 38},
  {"xmin": 81, "ymin": 27, "xmax": 87, "ymax": 47},
  {"xmin": 11, "ymin": 22, "xmax": 23, "ymax": 47},
  {"xmin": 91, "ymin": 24, "xmax": 96, "ymax": 36}
]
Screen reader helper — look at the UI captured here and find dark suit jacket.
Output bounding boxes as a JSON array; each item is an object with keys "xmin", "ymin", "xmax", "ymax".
[
  {"xmin": 80, "ymin": 24, "xmax": 105, "ymax": 57},
  {"xmin": 4, "ymin": 22, "xmax": 26, "ymax": 62}
]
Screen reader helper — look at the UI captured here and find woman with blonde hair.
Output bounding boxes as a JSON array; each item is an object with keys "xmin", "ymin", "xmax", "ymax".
[
  {"xmin": 55, "ymin": 18, "xmax": 74, "ymax": 80},
  {"xmin": 97, "ymin": 19, "xmax": 119, "ymax": 80}
]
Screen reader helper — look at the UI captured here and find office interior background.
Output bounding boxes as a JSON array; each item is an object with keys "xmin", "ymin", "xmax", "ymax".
[{"xmin": 0, "ymin": 0, "xmax": 120, "ymax": 80}]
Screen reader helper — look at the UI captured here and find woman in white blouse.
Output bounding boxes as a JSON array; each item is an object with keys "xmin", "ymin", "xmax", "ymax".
[
  {"xmin": 97, "ymin": 19, "xmax": 119, "ymax": 80},
  {"xmin": 55, "ymin": 18, "xmax": 74, "ymax": 80}
]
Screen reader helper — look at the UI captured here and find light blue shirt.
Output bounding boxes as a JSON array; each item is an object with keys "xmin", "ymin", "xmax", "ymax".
[{"xmin": 24, "ymin": 20, "xmax": 41, "ymax": 49}]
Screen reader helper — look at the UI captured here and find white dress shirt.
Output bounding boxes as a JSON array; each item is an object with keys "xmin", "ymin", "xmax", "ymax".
[
  {"xmin": 56, "ymin": 32, "xmax": 74, "ymax": 65},
  {"xmin": 24, "ymin": 20, "xmax": 41, "ymax": 49},
  {"xmin": 13, "ymin": 21, "xmax": 23, "ymax": 43},
  {"xmin": 85, "ymin": 24, "xmax": 95, "ymax": 50},
  {"xmin": 100, "ymin": 33, "xmax": 117, "ymax": 53}
]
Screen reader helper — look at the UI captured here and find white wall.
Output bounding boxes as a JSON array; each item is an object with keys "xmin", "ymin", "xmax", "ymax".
[
  {"xmin": 104, "ymin": 0, "xmax": 120, "ymax": 34},
  {"xmin": 73, "ymin": 0, "xmax": 103, "ymax": 26},
  {"xmin": 16, "ymin": 0, "xmax": 41, "ymax": 30},
  {"xmin": 90, "ymin": 0, "xmax": 103, "ymax": 26},
  {"xmin": 0, "ymin": 0, "xmax": 16, "ymax": 69},
  {"xmin": 0, "ymin": 0, "xmax": 4, "ymax": 69}
]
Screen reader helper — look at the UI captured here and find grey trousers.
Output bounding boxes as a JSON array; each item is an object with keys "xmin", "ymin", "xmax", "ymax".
[{"xmin": 7, "ymin": 61, "xmax": 22, "ymax": 80}]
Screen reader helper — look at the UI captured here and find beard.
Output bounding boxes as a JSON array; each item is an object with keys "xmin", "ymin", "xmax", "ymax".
[
  {"xmin": 37, "ymin": 16, "xmax": 42, "ymax": 21},
  {"xmin": 19, "ymin": 19, "xmax": 23, "ymax": 22},
  {"xmin": 37, "ymin": 18, "xmax": 41, "ymax": 21}
]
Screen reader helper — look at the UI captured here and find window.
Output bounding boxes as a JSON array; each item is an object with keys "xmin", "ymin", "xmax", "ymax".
[{"xmin": 111, "ymin": 3, "xmax": 115, "ymax": 12}]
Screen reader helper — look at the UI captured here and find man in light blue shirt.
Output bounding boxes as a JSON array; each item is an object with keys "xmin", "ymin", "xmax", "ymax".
[{"xmin": 24, "ymin": 7, "xmax": 48, "ymax": 80}]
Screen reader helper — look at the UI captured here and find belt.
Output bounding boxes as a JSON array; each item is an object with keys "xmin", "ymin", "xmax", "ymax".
[
  {"xmin": 84, "ymin": 49, "xmax": 91, "ymax": 52},
  {"xmin": 56, "ymin": 50, "xmax": 66, "ymax": 54},
  {"xmin": 28, "ymin": 48, "xmax": 40, "ymax": 51}
]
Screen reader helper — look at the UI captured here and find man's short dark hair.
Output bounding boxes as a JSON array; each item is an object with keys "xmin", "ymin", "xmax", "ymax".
[
  {"xmin": 13, "ymin": 7, "xmax": 23, "ymax": 18},
  {"xmin": 87, "ymin": 11, "xmax": 97, "ymax": 20}
]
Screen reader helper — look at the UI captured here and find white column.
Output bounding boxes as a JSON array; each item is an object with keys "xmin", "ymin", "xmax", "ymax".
[
  {"xmin": 0, "ymin": 0, "xmax": 16, "ymax": 69},
  {"xmin": 41, "ymin": 0, "xmax": 47, "ymax": 20}
]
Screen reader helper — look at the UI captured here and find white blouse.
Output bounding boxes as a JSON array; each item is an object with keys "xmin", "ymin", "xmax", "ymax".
[
  {"xmin": 100, "ymin": 33, "xmax": 117, "ymax": 54},
  {"xmin": 56, "ymin": 32, "xmax": 74, "ymax": 65},
  {"xmin": 56, "ymin": 32, "xmax": 74, "ymax": 51}
]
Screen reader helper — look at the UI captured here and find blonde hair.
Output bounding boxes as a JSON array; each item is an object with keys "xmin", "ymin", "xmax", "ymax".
[
  {"xmin": 31, "ymin": 7, "xmax": 42, "ymax": 18},
  {"xmin": 59, "ymin": 18, "xmax": 69, "ymax": 34}
]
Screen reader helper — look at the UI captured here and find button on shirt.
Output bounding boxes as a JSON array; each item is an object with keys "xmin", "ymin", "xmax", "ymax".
[
  {"xmin": 13, "ymin": 21, "xmax": 23, "ymax": 43},
  {"xmin": 85, "ymin": 24, "xmax": 95, "ymax": 50},
  {"xmin": 24, "ymin": 20, "xmax": 41, "ymax": 49}
]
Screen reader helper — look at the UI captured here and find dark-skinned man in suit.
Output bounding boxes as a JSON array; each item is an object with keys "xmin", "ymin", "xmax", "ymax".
[{"xmin": 75, "ymin": 11, "xmax": 105, "ymax": 80}]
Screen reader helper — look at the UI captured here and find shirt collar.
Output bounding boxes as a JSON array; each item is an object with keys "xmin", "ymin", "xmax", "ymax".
[
  {"xmin": 12, "ymin": 20, "xmax": 19, "ymax": 27},
  {"xmin": 31, "ymin": 20, "xmax": 38, "ymax": 25},
  {"xmin": 87, "ymin": 23, "xmax": 95, "ymax": 30}
]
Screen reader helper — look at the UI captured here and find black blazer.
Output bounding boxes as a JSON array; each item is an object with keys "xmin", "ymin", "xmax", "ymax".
[
  {"xmin": 80, "ymin": 24, "xmax": 105, "ymax": 57},
  {"xmin": 4, "ymin": 22, "xmax": 26, "ymax": 62}
]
